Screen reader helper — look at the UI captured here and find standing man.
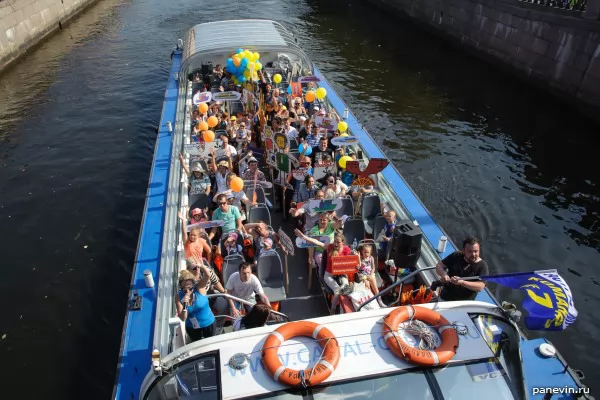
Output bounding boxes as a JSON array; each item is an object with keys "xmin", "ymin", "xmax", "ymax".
[{"xmin": 435, "ymin": 237, "xmax": 489, "ymax": 301}]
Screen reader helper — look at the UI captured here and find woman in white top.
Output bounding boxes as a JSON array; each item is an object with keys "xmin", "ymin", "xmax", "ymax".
[{"xmin": 322, "ymin": 173, "xmax": 348, "ymax": 199}]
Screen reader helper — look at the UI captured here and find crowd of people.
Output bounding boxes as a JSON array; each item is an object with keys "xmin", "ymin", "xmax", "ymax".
[{"xmin": 174, "ymin": 61, "xmax": 489, "ymax": 343}]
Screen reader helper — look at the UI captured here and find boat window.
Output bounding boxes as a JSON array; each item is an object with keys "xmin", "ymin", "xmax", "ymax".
[
  {"xmin": 244, "ymin": 361, "xmax": 519, "ymax": 400},
  {"xmin": 433, "ymin": 361, "xmax": 515, "ymax": 400},
  {"xmin": 471, "ymin": 314, "xmax": 526, "ymax": 400},
  {"xmin": 146, "ymin": 353, "xmax": 219, "ymax": 400}
]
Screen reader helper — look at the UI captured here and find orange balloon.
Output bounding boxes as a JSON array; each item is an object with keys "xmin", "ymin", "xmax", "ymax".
[
  {"xmin": 233, "ymin": 56, "xmax": 241, "ymax": 67},
  {"xmin": 197, "ymin": 121, "xmax": 209, "ymax": 131},
  {"xmin": 305, "ymin": 91, "xmax": 316, "ymax": 103},
  {"xmin": 207, "ymin": 116, "xmax": 218, "ymax": 128},
  {"xmin": 230, "ymin": 176, "xmax": 244, "ymax": 192},
  {"xmin": 203, "ymin": 130, "xmax": 215, "ymax": 142},
  {"xmin": 198, "ymin": 102, "xmax": 208, "ymax": 114}
]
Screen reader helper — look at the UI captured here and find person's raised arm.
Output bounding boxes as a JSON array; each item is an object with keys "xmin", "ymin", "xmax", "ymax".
[
  {"xmin": 294, "ymin": 229, "xmax": 324, "ymax": 247},
  {"xmin": 209, "ymin": 226, "xmax": 218, "ymax": 241},
  {"xmin": 209, "ymin": 147, "xmax": 217, "ymax": 172},
  {"xmin": 179, "ymin": 153, "xmax": 191, "ymax": 177},
  {"xmin": 202, "ymin": 239, "xmax": 212, "ymax": 264},
  {"xmin": 178, "ymin": 211, "xmax": 188, "ymax": 243}
]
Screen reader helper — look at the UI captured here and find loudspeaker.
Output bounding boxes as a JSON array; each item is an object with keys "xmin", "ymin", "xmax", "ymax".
[
  {"xmin": 389, "ymin": 220, "xmax": 423, "ymax": 270},
  {"xmin": 201, "ymin": 62, "xmax": 213, "ymax": 77}
]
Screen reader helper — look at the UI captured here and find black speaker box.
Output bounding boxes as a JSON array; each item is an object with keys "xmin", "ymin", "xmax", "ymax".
[{"xmin": 389, "ymin": 220, "xmax": 423, "ymax": 269}]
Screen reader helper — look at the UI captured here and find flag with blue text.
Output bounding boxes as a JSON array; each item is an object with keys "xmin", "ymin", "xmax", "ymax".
[{"xmin": 481, "ymin": 269, "xmax": 577, "ymax": 331}]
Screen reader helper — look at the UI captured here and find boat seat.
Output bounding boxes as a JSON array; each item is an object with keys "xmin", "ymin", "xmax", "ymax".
[
  {"xmin": 222, "ymin": 254, "xmax": 245, "ymax": 286},
  {"xmin": 336, "ymin": 196, "xmax": 354, "ymax": 218},
  {"xmin": 248, "ymin": 204, "xmax": 271, "ymax": 226},
  {"xmin": 245, "ymin": 185, "xmax": 266, "ymax": 205},
  {"xmin": 256, "ymin": 251, "xmax": 287, "ymax": 302},
  {"xmin": 373, "ymin": 214, "xmax": 386, "ymax": 240},
  {"xmin": 343, "ymin": 217, "xmax": 366, "ymax": 248},
  {"xmin": 189, "ymin": 193, "xmax": 211, "ymax": 214},
  {"xmin": 361, "ymin": 193, "xmax": 381, "ymax": 235}
]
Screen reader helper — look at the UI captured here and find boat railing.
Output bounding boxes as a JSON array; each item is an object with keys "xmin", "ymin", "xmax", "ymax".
[
  {"xmin": 152, "ymin": 78, "xmax": 193, "ymax": 358},
  {"xmin": 357, "ymin": 266, "xmax": 438, "ymax": 312},
  {"xmin": 206, "ymin": 293, "xmax": 290, "ymax": 322}
]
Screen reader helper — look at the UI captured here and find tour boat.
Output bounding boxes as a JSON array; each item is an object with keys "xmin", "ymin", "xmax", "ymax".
[{"xmin": 112, "ymin": 20, "xmax": 591, "ymax": 400}]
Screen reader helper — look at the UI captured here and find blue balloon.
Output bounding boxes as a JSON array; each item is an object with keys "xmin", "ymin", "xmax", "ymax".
[
  {"xmin": 241, "ymin": 57, "xmax": 249, "ymax": 67},
  {"xmin": 239, "ymin": 76, "xmax": 246, "ymax": 83},
  {"xmin": 237, "ymin": 48, "xmax": 244, "ymax": 54},
  {"xmin": 287, "ymin": 85, "xmax": 292, "ymax": 94},
  {"xmin": 298, "ymin": 143, "xmax": 312, "ymax": 156}
]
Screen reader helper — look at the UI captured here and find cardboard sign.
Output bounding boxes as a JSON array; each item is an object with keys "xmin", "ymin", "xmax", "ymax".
[
  {"xmin": 315, "ymin": 116, "xmax": 335, "ymax": 131},
  {"xmin": 184, "ymin": 142, "xmax": 216, "ymax": 158},
  {"xmin": 265, "ymin": 151, "xmax": 277, "ymax": 167},
  {"xmin": 313, "ymin": 162, "xmax": 335, "ymax": 180},
  {"xmin": 273, "ymin": 132, "xmax": 289, "ymax": 152},
  {"xmin": 193, "ymin": 91, "xmax": 212, "ymax": 104},
  {"xmin": 351, "ymin": 177, "xmax": 375, "ymax": 187},
  {"xmin": 187, "ymin": 220, "xmax": 225, "ymax": 231},
  {"xmin": 265, "ymin": 138, "xmax": 274, "ymax": 151},
  {"xmin": 295, "ymin": 235, "xmax": 331, "ymax": 249},
  {"xmin": 306, "ymin": 198, "xmax": 343, "ymax": 213},
  {"xmin": 243, "ymin": 180, "xmax": 273, "ymax": 189},
  {"xmin": 298, "ymin": 76, "xmax": 321, "ymax": 83},
  {"xmin": 276, "ymin": 153, "xmax": 290, "ymax": 173},
  {"xmin": 212, "ymin": 91, "xmax": 242, "ymax": 101},
  {"xmin": 331, "ymin": 255, "xmax": 360, "ymax": 275},
  {"xmin": 331, "ymin": 136, "xmax": 360, "ymax": 146},
  {"xmin": 346, "ymin": 158, "xmax": 389, "ymax": 177},
  {"xmin": 277, "ymin": 228, "xmax": 295, "ymax": 256},
  {"xmin": 292, "ymin": 168, "xmax": 310, "ymax": 181}
]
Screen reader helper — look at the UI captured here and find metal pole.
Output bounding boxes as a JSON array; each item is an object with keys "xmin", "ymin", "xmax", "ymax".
[{"xmin": 357, "ymin": 266, "xmax": 437, "ymax": 311}]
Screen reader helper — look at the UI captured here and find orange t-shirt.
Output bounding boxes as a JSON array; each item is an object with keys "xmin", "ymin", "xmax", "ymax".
[{"xmin": 184, "ymin": 238, "xmax": 209, "ymax": 263}]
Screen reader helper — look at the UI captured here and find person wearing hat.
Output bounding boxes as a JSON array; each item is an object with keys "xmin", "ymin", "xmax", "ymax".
[
  {"xmin": 178, "ymin": 153, "xmax": 211, "ymax": 196},
  {"xmin": 209, "ymin": 146, "xmax": 233, "ymax": 194},
  {"xmin": 189, "ymin": 207, "xmax": 207, "ymax": 225},
  {"xmin": 258, "ymin": 238, "xmax": 275, "ymax": 257},
  {"xmin": 241, "ymin": 156, "xmax": 266, "ymax": 181}
]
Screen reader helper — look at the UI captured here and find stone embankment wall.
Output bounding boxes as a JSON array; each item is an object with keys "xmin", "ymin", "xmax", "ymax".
[
  {"xmin": 368, "ymin": 0, "xmax": 600, "ymax": 113},
  {"xmin": 0, "ymin": 0, "xmax": 97, "ymax": 71}
]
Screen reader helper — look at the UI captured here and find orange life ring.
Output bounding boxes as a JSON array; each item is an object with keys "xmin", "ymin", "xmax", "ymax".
[
  {"xmin": 262, "ymin": 321, "xmax": 340, "ymax": 387},
  {"xmin": 383, "ymin": 306, "xmax": 459, "ymax": 366}
]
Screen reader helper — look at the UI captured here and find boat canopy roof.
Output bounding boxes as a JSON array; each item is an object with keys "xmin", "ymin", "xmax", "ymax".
[{"xmin": 180, "ymin": 19, "xmax": 311, "ymax": 77}]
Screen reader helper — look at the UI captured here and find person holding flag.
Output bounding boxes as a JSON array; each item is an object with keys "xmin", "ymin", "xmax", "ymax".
[{"xmin": 435, "ymin": 236, "xmax": 489, "ymax": 301}]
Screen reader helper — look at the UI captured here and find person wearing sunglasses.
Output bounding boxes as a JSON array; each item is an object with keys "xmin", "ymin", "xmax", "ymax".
[
  {"xmin": 209, "ymin": 193, "xmax": 245, "ymax": 241},
  {"xmin": 322, "ymin": 173, "xmax": 348, "ymax": 199},
  {"xmin": 176, "ymin": 269, "xmax": 217, "ymax": 342}
]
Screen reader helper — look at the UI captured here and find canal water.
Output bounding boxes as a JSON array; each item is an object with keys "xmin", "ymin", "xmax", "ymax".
[{"xmin": 0, "ymin": 0, "xmax": 598, "ymax": 397}]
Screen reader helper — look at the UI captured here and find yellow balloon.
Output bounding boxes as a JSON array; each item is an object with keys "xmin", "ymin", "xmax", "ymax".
[
  {"xmin": 316, "ymin": 87, "xmax": 327, "ymax": 100},
  {"xmin": 338, "ymin": 156, "xmax": 353, "ymax": 169},
  {"xmin": 243, "ymin": 70, "xmax": 251, "ymax": 78},
  {"xmin": 254, "ymin": 52, "xmax": 260, "ymax": 61},
  {"xmin": 273, "ymin": 74, "xmax": 282, "ymax": 84},
  {"xmin": 255, "ymin": 62, "xmax": 262, "ymax": 71},
  {"xmin": 338, "ymin": 121, "xmax": 348, "ymax": 132},
  {"xmin": 340, "ymin": 133, "xmax": 349, "ymax": 137}
]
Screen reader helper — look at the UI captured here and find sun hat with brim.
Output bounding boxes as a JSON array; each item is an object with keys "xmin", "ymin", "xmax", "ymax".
[
  {"xmin": 248, "ymin": 157, "xmax": 258, "ymax": 163},
  {"xmin": 192, "ymin": 208, "xmax": 203, "ymax": 216},
  {"xmin": 191, "ymin": 163, "xmax": 204, "ymax": 172},
  {"xmin": 230, "ymin": 116, "xmax": 237, "ymax": 121},
  {"xmin": 218, "ymin": 160, "xmax": 229, "ymax": 168}
]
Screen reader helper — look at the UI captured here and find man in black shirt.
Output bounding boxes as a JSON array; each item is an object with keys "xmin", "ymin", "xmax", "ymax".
[{"xmin": 435, "ymin": 236, "xmax": 489, "ymax": 301}]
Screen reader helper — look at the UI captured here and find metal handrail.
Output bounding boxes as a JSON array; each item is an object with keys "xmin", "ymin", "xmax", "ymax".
[
  {"xmin": 357, "ymin": 266, "xmax": 437, "ymax": 312},
  {"xmin": 206, "ymin": 293, "xmax": 290, "ymax": 321}
]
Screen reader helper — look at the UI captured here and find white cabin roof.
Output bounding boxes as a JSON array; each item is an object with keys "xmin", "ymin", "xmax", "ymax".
[{"xmin": 143, "ymin": 302, "xmax": 505, "ymax": 399}]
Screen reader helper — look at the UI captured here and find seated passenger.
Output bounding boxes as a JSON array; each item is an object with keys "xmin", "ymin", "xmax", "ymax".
[
  {"xmin": 376, "ymin": 210, "xmax": 397, "ymax": 259},
  {"xmin": 357, "ymin": 244, "xmax": 385, "ymax": 307},
  {"xmin": 226, "ymin": 262, "xmax": 270, "ymax": 318},
  {"xmin": 176, "ymin": 269, "xmax": 216, "ymax": 342},
  {"xmin": 209, "ymin": 194, "xmax": 244, "ymax": 240},
  {"xmin": 289, "ymin": 188, "xmax": 325, "ymax": 232},
  {"xmin": 435, "ymin": 236, "xmax": 489, "ymax": 301},
  {"xmin": 233, "ymin": 303, "xmax": 271, "ymax": 331},
  {"xmin": 322, "ymin": 173, "xmax": 348, "ymax": 199},
  {"xmin": 178, "ymin": 154, "xmax": 211, "ymax": 196},
  {"xmin": 178, "ymin": 212, "xmax": 212, "ymax": 266},
  {"xmin": 305, "ymin": 213, "xmax": 342, "ymax": 270},
  {"xmin": 223, "ymin": 232, "xmax": 243, "ymax": 257},
  {"xmin": 241, "ymin": 156, "xmax": 266, "ymax": 181}
]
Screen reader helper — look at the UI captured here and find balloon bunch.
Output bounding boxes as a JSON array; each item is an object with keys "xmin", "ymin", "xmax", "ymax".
[{"xmin": 226, "ymin": 48, "xmax": 262, "ymax": 85}]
